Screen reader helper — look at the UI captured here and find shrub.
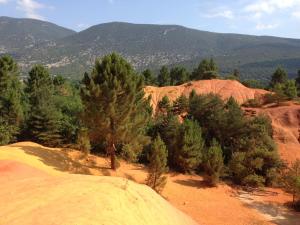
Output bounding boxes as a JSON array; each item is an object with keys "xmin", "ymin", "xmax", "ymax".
[
  {"xmin": 203, "ymin": 140, "xmax": 224, "ymax": 186},
  {"xmin": 229, "ymin": 148, "xmax": 281, "ymax": 187},
  {"xmin": 146, "ymin": 135, "xmax": 168, "ymax": 193},
  {"xmin": 242, "ymin": 98, "xmax": 262, "ymax": 108},
  {"xmin": 176, "ymin": 119, "xmax": 204, "ymax": 172},
  {"xmin": 280, "ymin": 159, "xmax": 300, "ymax": 209},
  {"xmin": 76, "ymin": 128, "xmax": 91, "ymax": 155}
]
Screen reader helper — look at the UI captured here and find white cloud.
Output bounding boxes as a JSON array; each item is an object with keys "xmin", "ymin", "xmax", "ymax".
[
  {"xmin": 244, "ymin": 0, "xmax": 300, "ymax": 18},
  {"xmin": 17, "ymin": 0, "xmax": 46, "ymax": 20},
  {"xmin": 255, "ymin": 22, "xmax": 279, "ymax": 30},
  {"xmin": 0, "ymin": 0, "xmax": 8, "ymax": 4},
  {"xmin": 203, "ymin": 9, "xmax": 234, "ymax": 19}
]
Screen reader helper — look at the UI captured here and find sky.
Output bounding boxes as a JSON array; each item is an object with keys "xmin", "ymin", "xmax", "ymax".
[{"xmin": 0, "ymin": 0, "xmax": 300, "ymax": 38}]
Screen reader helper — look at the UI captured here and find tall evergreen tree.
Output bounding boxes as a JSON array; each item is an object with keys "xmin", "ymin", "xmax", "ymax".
[
  {"xmin": 203, "ymin": 139, "xmax": 224, "ymax": 186},
  {"xmin": 157, "ymin": 113, "xmax": 181, "ymax": 167},
  {"xmin": 191, "ymin": 58, "xmax": 218, "ymax": 80},
  {"xmin": 172, "ymin": 94, "xmax": 189, "ymax": 115},
  {"xmin": 296, "ymin": 70, "xmax": 300, "ymax": 96},
  {"xmin": 157, "ymin": 66, "xmax": 171, "ymax": 87},
  {"xmin": 283, "ymin": 80, "xmax": 298, "ymax": 99},
  {"xmin": 0, "ymin": 55, "xmax": 23, "ymax": 145},
  {"xmin": 281, "ymin": 159, "xmax": 300, "ymax": 205},
  {"xmin": 53, "ymin": 78, "xmax": 83, "ymax": 143},
  {"xmin": 81, "ymin": 53, "xmax": 150, "ymax": 170},
  {"xmin": 233, "ymin": 69, "xmax": 240, "ymax": 80},
  {"xmin": 146, "ymin": 135, "xmax": 168, "ymax": 193},
  {"xmin": 26, "ymin": 65, "xmax": 62, "ymax": 146},
  {"xmin": 157, "ymin": 95, "xmax": 171, "ymax": 114},
  {"xmin": 170, "ymin": 66, "xmax": 189, "ymax": 85},
  {"xmin": 176, "ymin": 119, "xmax": 204, "ymax": 172},
  {"xmin": 142, "ymin": 69, "xmax": 156, "ymax": 86},
  {"xmin": 270, "ymin": 67, "xmax": 288, "ymax": 88}
]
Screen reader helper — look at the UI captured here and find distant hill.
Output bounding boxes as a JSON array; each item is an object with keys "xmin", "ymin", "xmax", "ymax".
[
  {"xmin": 0, "ymin": 16, "xmax": 75, "ymax": 57},
  {"xmin": 1, "ymin": 17, "xmax": 300, "ymax": 80}
]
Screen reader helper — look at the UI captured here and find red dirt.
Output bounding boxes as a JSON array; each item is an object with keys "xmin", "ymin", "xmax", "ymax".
[
  {"xmin": 144, "ymin": 79, "xmax": 268, "ymax": 112},
  {"xmin": 246, "ymin": 103, "xmax": 300, "ymax": 162},
  {"xmin": 0, "ymin": 142, "xmax": 280, "ymax": 225},
  {"xmin": 0, "ymin": 160, "xmax": 48, "ymax": 180},
  {"xmin": 144, "ymin": 80, "xmax": 300, "ymax": 163}
]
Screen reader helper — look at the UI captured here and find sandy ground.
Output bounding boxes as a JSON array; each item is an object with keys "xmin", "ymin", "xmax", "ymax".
[
  {"xmin": 2, "ymin": 142, "xmax": 299, "ymax": 225},
  {"xmin": 0, "ymin": 144, "xmax": 197, "ymax": 225},
  {"xmin": 237, "ymin": 188, "xmax": 300, "ymax": 225}
]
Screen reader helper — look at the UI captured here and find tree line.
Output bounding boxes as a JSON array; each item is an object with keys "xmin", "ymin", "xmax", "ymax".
[
  {"xmin": 0, "ymin": 53, "xmax": 299, "ymax": 206},
  {"xmin": 142, "ymin": 57, "xmax": 300, "ymax": 96}
]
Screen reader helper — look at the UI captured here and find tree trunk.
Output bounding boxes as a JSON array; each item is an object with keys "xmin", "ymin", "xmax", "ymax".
[
  {"xmin": 107, "ymin": 141, "xmax": 116, "ymax": 170},
  {"xmin": 293, "ymin": 191, "xmax": 295, "ymax": 205},
  {"xmin": 111, "ymin": 148, "xmax": 116, "ymax": 170}
]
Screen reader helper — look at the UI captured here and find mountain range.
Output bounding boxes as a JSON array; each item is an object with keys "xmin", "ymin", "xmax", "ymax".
[{"xmin": 1, "ymin": 16, "xmax": 300, "ymax": 81}]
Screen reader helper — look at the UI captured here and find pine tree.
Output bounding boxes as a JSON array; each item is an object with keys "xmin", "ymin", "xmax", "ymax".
[
  {"xmin": 203, "ymin": 139, "xmax": 224, "ymax": 186},
  {"xmin": 157, "ymin": 95, "xmax": 171, "ymax": 114},
  {"xmin": 296, "ymin": 70, "xmax": 300, "ymax": 96},
  {"xmin": 142, "ymin": 69, "xmax": 156, "ymax": 86},
  {"xmin": 76, "ymin": 128, "xmax": 91, "ymax": 155},
  {"xmin": 270, "ymin": 67, "xmax": 288, "ymax": 88},
  {"xmin": 170, "ymin": 66, "xmax": 189, "ymax": 85},
  {"xmin": 53, "ymin": 78, "xmax": 83, "ymax": 143},
  {"xmin": 176, "ymin": 119, "xmax": 204, "ymax": 172},
  {"xmin": 283, "ymin": 80, "xmax": 298, "ymax": 99},
  {"xmin": 0, "ymin": 55, "xmax": 23, "ymax": 145},
  {"xmin": 26, "ymin": 65, "xmax": 62, "ymax": 146},
  {"xmin": 222, "ymin": 97, "xmax": 245, "ymax": 160},
  {"xmin": 233, "ymin": 69, "xmax": 240, "ymax": 80},
  {"xmin": 81, "ymin": 53, "xmax": 150, "ymax": 170},
  {"xmin": 281, "ymin": 159, "xmax": 300, "ymax": 205},
  {"xmin": 157, "ymin": 66, "xmax": 171, "ymax": 86},
  {"xmin": 146, "ymin": 135, "xmax": 168, "ymax": 193},
  {"xmin": 191, "ymin": 58, "xmax": 218, "ymax": 80},
  {"xmin": 172, "ymin": 94, "xmax": 189, "ymax": 115}
]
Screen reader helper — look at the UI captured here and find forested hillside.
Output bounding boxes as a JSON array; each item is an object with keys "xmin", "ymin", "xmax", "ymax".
[{"xmin": 1, "ymin": 17, "xmax": 300, "ymax": 80}]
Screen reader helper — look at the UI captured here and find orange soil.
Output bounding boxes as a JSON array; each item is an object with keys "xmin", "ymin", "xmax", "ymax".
[
  {"xmin": 144, "ymin": 79, "xmax": 268, "ymax": 112},
  {"xmin": 144, "ymin": 80, "xmax": 300, "ymax": 163},
  {"xmin": 1, "ymin": 142, "xmax": 293, "ymax": 225},
  {"xmin": 0, "ymin": 143, "xmax": 197, "ymax": 225},
  {"xmin": 246, "ymin": 103, "xmax": 300, "ymax": 162}
]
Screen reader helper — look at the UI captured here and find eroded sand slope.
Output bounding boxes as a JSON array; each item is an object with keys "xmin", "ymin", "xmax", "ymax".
[
  {"xmin": 0, "ymin": 143, "xmax": 197, "ymax": 225},
  {"xmin": 0, "ymin": 142, "xmax": 274, "ymax": 225},
  {"xmin": 247, "ymin": 103, "xmax": 300, "ymax": 162},
  {"xmin": 144, "ymin": 79, "xmax": 268, "ymax": 112}
]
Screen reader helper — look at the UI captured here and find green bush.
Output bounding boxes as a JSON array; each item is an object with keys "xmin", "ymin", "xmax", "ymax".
[
  {"xmin": 229, "ymin": 148, "xmax": 281, "ymax": 187},
  {"xmin": 203, "ymin": 140, "xmax": 224, "ymax": 186},
  {"xmin": 146, "ymin": 135, "xmax": 168, "ymax": 193},
  {"xmin": 280, "ymin": 159, "xmax": 300, "ymax": 209},
  {"xmin": 242, "ymin": 98, "xmax": 262, "ymax": 108},
  {"xmin": 76, "ymin": 128, "xmax": 91, "ymax": 155},
  {"xmin": 176, "ymin": 119, "xmax": 204, "ymax": 172}
]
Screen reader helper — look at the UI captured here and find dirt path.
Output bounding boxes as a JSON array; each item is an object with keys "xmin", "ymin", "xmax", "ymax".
[{"xmin": 237, "ymin": 189, "xmax": 300, "ymax": 225}]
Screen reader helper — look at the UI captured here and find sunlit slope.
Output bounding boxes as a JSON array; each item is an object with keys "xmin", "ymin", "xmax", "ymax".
[{"xmin": 0, "ymin": 142, "xmax": 198, "ymax": 225}]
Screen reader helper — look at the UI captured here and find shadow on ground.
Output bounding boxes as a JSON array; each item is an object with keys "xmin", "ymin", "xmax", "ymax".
[
  {"xmin": 174, "ymin": 178, "xmax": 210, "ymax": 189},
  {"xmin": 12, "ymin": 144, "xmax": 111, "ymax": 176}
]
